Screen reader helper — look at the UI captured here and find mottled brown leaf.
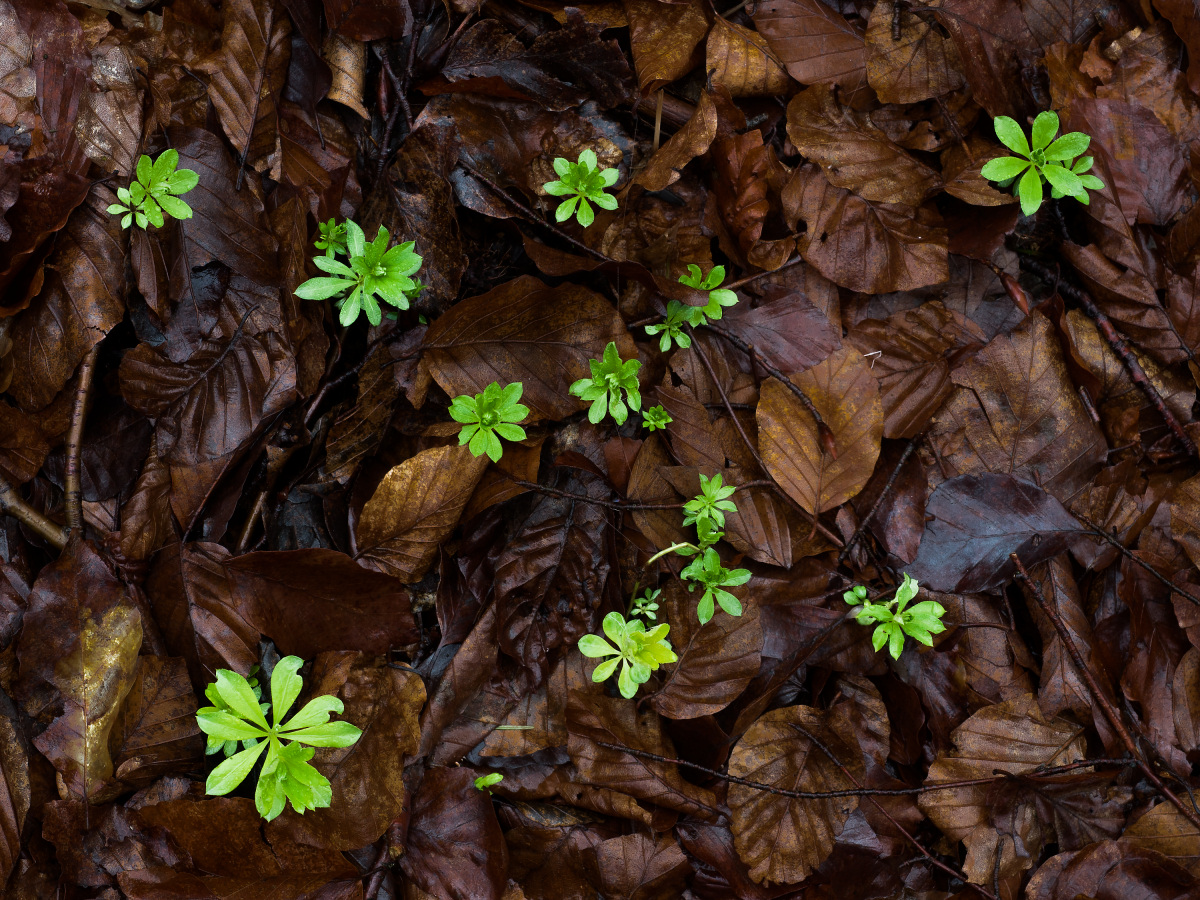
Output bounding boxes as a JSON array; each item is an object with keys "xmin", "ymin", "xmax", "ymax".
[
  {"xmin": 757, "ymin": 347, "xmax": 883, "ymax": 515},
  {"xmin": 865, "ymin": 0, "xmax": 964, "ymax": 103},
  {"xmin": 585, "ymin": 832, "xmax": 691, "ymax": 900},
  {"xmin": 108, "ymin": 656, "xmax": 203, "ymax": 789},
  {"xmin": 623, "ymin": 0, "xmax": 708, "ymax": 93},
  {"xmin": 0, "ymin": 691, "xmax": 28, "ymax": 885},
  {"xmin": 1123, "ymin": 803, "xmax": 1200, "ymax": 876},
  {"xmin": 634, "ymin": 88, "xmax": 718, "ymax": 192},
  {"xmin": 752, "ymin": 0, "xmax": 866, "ymax": 88},
  {"xmin": 707, "ymin": 17, "xmax": 789, "ymax": 97}
]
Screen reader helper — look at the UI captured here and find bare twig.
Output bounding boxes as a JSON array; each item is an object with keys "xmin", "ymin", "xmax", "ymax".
[
  {"xmin": 1073, "ymin": 512, "xmax": 1200, "ymax": 608},
  {"xmin": 1011, "ymin": 553, "xmax": 1200, "ymax": 831},
  {"xmin": 837, "ymin": 437, "xmax": 920, "ymax": 565},
  {"xmin": 0, "ymin": 475, "xmax": 67, "ymax": 548},
  {"xmin": 505, "ymin": 476, "xmax": 684, "ymax": 511},
  {"xmin": 65, "ymin": 344, "xmax": 100, "ymax": 537}
]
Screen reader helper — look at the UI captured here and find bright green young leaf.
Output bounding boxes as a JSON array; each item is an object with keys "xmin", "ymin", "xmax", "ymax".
[
  {"xmin": 450, "ymin": 382, "xmax": 529, "ymax": 463},
  {"xmin": 543, "ymin": 149, "xmax": 620, "ymax": 227}
]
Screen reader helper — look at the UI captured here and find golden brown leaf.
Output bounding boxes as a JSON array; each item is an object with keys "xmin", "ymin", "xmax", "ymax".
[
  {"xmin": 322, "ymin": 30, "xmax": 369, "ymax": 118},
  {"xmin": 706, "ymin": 17, "xmax": 789, "ymax": 98},
  {"xmin": 752, "ymin": 0, "xmax": 866, "ymax": 89},
  {"xmin": 940, "ymin": 135, "xmax": 1022, "ymax": 207},
  {"xmin": 1122, "ymin": 802, "xmax": 1200, "ymax": 876},
  {"xmin": 757, "ymin": 347, "xmax": 883, "ymax": 515},
  {"xmin": 929, "ymin": 310, "xmax": 1109, "ymax": 505},
  {"xmin": 728, "ymin": 705, "xmax": 863, "ymax": 885},
  {"xmin": 784, "ymin": 165, "xmax": 948, "ymax": 294},
  {"xmin": 623, "ymin": 0, "xmax": 709, "ymax": 94},
  {"xmin": 355, "ymin": 444, "xmax": 489, "ymax": 583},
  {"xmin": 865, "ymin": 0, "xmax": 964, "ymax": 103},
  {"xmin": 634, "ymin": 89, "xmax": 718, "ymax": 192},
  {"xmin": 108, "ymin": 656, "xmax": 204, "ymax": 789},
  {"xmin": 847, "ymin": 301, "xmax": 985, "ymax": 439},
  {"xmin": 710, "ymin": 129, "xmax": 794, "ymax": 271}
]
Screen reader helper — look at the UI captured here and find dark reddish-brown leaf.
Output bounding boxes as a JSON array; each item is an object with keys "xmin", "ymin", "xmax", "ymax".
[
  {"xmin": 108, "ymin": 656, "xmax": 204, "ymax": 789},
  {"xmin": 752, "ymin": 0, "xmax": 866, "ymax": 89}
]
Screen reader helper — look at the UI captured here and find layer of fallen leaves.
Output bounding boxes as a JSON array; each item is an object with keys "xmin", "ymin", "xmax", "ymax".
[{"xmin": 3, "ymin": 0, "xmax": 1200, "ymax": 898}]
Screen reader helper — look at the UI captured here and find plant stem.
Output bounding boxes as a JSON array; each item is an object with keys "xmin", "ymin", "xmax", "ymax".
[
  {"xmin": 0, "ymin": 475, "xmax": 67, "ymax": 548},
  {"xmin": 65, "ymin": 344, "xmax": 100, "ymax": 538}
]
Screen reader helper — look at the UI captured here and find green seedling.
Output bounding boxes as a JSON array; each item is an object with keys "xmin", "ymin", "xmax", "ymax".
[
  {"xmin": 579, "ymin": 611, "xmax": 677, "ymax": 699},
  {"xmin": 474, "ymin": 773, "xmax": 504, "ymax": 793},
  {"xmin": 678, "ymin": 264, "xmax": 738, "ymax": 321},
  {"xmin": 981, "ymin": 111, "xmax": 1104, "ymax": 216},
  {"xmin": 107, "ymin": 149, "xmax": 198, "ymax": 229},
  {"xmin": 843, "ymin": 573, "xmax": 945, "ymax": 660},
  {"xmin": 681, "ymin": 547, "xmax": 749, "ymax": 625},
  {"xmin": 641, "ymin": 405, "xmax": 672, "ymax": 431},
  {"xmin": 196, "ymin": 657, "xmax": 362, "ymax": 821},
  {"xmin": 543, "ymin": 148, "xmax": 619, "ymax": 227},
  {"xmin": 570, "ymin": 341, "xmax": 641, "ymax": 425},
  {"xmin": 646, "ymin": 301, "xmax": 703, "ymax": 352},
  {"xmin": 683, "ymin": 473, "xmax": 737, "ymax": 532},
  {"xmin": 295, "ymin": 220, "xmax": 423, "ymax": 327},
  {"xmin": 630, "ymin": 587, "xmax": 661, "ymax": 621},
  {"xmin": 314, "ymin": 218, "xmax": 348, "ymax": 258},
  {"xmin": 449, "ymin": 381, "xmax": 529, "ymax": 463}
]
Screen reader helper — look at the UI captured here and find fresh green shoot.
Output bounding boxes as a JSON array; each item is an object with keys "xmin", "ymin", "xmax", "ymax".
[
  {"xmin": 449, "ymin": 381, "xmax": 529, "ymax": 463},
  {"xmin": 980, "ymin": 111, "xmax": 1104, "ymax": 216},
  {"xmin": 579, "ymin": 611, "xmax": 677, "ymax": 699},
  {"xmin": 543, "ymin": 149, "xmax": 619, "ymax": 227},
  {"xmin": 196, "ymin": 657, "xmax": 362, "ymax": 821},
  {"xmin": 208, "ymin": 664, "xmax": 264, "ymax": 758},
  {"xmin": 678, "ymin": 264, "xmax": 738, "ymax": 321},
  {"xmin": 314, "ymin": 218, "xmax": 348, "ymax": 258},
  {"xmin": 630, "ymin": 587, "xmax": 661, "ymax": 621},
  {"xmin": 570, "ymin": 341, "xmax": 641, "ymax": 425},
  {"xmin": 645, "ymin": 301, "xmax": 703, "ymax": 352},
  {"xmin": 474, "ymin": 772, "xmax": 504, "ymax": 793},
  {"xmin": 693, "ymin": 517, "xmax": 724, "ymax": 550},
  {"xmin": 680, "ymin": 547, "xmax": 749, "ymax": 625},
  {"xmin": 107, "ymin": 149, "xmax": 198, "ymax": 230},
  {"xmin": 295, "ymin": 220, "xmax": 423, "ymax": 327},
  {"xmin": 642, "ymin": 405, "xmax": 672, "ymax": 431},
  {"xmin": 683, "ymin": 473, "xmax": 737, "ymax": 532},
  {"xmin": 843, "ymin": 573, "xmax": 945, "ymax": 660}
]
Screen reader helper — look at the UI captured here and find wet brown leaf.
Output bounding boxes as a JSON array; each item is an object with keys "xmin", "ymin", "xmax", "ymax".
[
  {"xmin": 865, "ymin": 0, "xmax": 964, "ymax": 103},
  {"xmin": 424, "ymin": 276, "xmax": 636, "ymax": 421},
  {"xmin": 707, "ymin": 17, "xmax": 789, "ymax": 97},
  {"xmin": 585, "ymin": 832, "xmax": 691, "ymax": 900},
  {"xmin": 401, "ymin": 766, "xmax": 508, "ymax": 900},
  {"xmin": 1025, "ymin": 840, "xmax": 1195, "ymax": 900},
  {"xmin": 757, "ymin": 346, "xmax": 883, "ymax": 515},
  {"xmin": 920, "ymin": 694, "xmax": 1087, "ymax": 888},
  {"xmin": 710, "ymin": 129, "xmax": 794, "ymax": 271},
  {"xmin": 634, "ymin": 89, "xmax": 718, "ymax": 192},
  {"xmin": 929, "ymin": 310, "xmax": 1108, "ymax": 505},
  {"xmin": 752, "ymin": 0, "xmax": 866, "ymax": 89},
  {"xmin": 271, "ymin": 653, "xmax": 424, "ymax": 850},
  {"xmin": 847, "ymin": 301, "xmax": 985, "ymax": 439},
  {"xmin": 324, "ymin": 0, "xmax": 410, "ymax": 41},
  {"xmin": 322, "ymin": 30, "xmax": 368, "ymax": 117},
  {"xmin": 649, "ymin": 579, "xmax": 762, "ymax": 719},
  {"xmin": 1122, "ymin": 803, "xmax": 1200, "ymax": 876},
  {"xmin": 785, "ymin": 165, "xmax": 948, "ymax": 294},
  {"xmin": 224, "ymin": 549, "xmax": 418, "ymax": 657},
  {"xmin": 356, "ymin": 443, "xmax": 488, "ymax": 583},
  {"xmin": 728, "ymin": 704, "xmax": 864, "ymax": 885},
  {"xmin": 786, "ymin": 84, "xmax": 941, "ymax": 206},
  {"xmin": 0, "ymin": 691, "xmax": 28, "ymax": 885},
  {"xmin": 74, "ymin": 41, "xmax": 142, "ymax": 176},
  {"xmin": 108, "ymin": 656, "xmax": 203, "ymax": 790},
  {"xmin": 16, "ymin": 540, "xmax": 142, "ymax": 801},
  {"xmin": 623, "ymin": 0, "xmax": 708, "ymax": 94},
  {"xmin": 719, "ymin": 288, "xmax": 841, "ymax": 375}
]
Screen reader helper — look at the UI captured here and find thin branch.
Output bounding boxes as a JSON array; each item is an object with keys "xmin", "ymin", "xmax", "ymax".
[
  {"xmin": 837, "ymin": 436, "xmax": 920, "ymax": 565},
  {"xmin": 1021, "ymin": 256, "xmax": 1198, "ymax": 460},
  {"xmin": 505, "ymin": 476, "xmax": 683, "ymax": 511},
  {"xmin": 1011, "ymin": 553, "xmax": 1200, "ymax": 831},
  {"xmin": 1073, "ymin": 512, "xmax": 1200, "ymax": 608},
  {"xmin": 0, "ymin": 475, "xmax": 67, "ymax": 549},
  {"xmin": 65, "ymin": 344, "xmax": 100, "ymax": 537},
  {"xmin": 721, "ymin": 255, "xmax": 804, "ymax": 291}
]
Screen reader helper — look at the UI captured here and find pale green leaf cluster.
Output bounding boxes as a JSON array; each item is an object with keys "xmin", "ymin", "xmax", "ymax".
[
  {"xmin": 681, "ymin": 547, "xmax": 750, "ymax": 625},
  {"xmin": 474, "ymin": 772, "xmax": 504, "ymax": 793},
  {"xmin": 570, "ymin": 341, "xmax": 641, "ymax": 425},
  {"xmin": 641, "ymin": 405, "xmax": 672, "ymax": 432},
  {"xmin": 543, "ymin": 149, "xmax": 619, "ymax": 227},
  {"xmin": 295, "ymin": 220, "xmax": 423, "ymax": 327},
  {"xmin": 579, "ymin": 611, "xmax": 677, "ymax": 698},
  {"xmin": 843, "ymin": 574, "xmax": 945, "ymax": 660},
  {"xmin": 196, "ymin": 657, "xmax": 362, "ymax": 821},
  {"xmin": 645, "ymin": 265, "xmax": 739, "ymax": 352},
  {"xmin": 449, "ymin": 381, "xmax": 529, "ymax": 463},
  {"xmin": 980, "ymin": 111, "xmax": 1104, "ymax": 216},
  {"xmin": 107, "ymin": 150, "xmax": 198, "ymax": 230},
  {"xmin": 631, "ymin": 587, "xmax": 661, "ymax": 621}
]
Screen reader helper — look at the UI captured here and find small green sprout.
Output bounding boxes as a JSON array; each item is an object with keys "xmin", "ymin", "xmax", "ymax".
[
  {"xmin": 449, "ymin": 381, "xmax": 529, "ymax": 463},
  {"xmin": 542, "ymin": 149, "xmax": 619, "ymax": 227},
  {"xmin": 645, "ymin": 301, "xmax": 702, "ymax": 352},
  {"xmin": 570, "ymin": 341, "xmax": 641, "ymax": 425},
  {"xmin": 642, "ymin": 405, "xmax": 672, "ymax": 431},
  {"xmin": 630, "ymin": 587, "xmax": 661, "ymax": 621},
  {"xmin": 843, "ymin": 573, "xmax": 945, "ymax": 660},
  {"xmin": 680, "ymin": 547, "xmax": 749, "ymax": 625},
  {"xmin": 196, "ymin": 656, "xmax": 362, "ymax": 821},
  {"xmin": 314, "ymin": 218, "xmax": 348, "ymax": 258},
  {"xmin": 107, "ymin": 149, "xmax": 198, "ymax": 229},
  {"xmin": 579, "ymin": 611, "xmax": 677, "ymax": 699},
  {"xmin": 683, "ymin": 473, "xmax": 737, "ymax": 532},
  {"xmin": 678, "ymin": 264, "xmax": 738, "ymax": 321},
  {"xmin": 295, "ymin": 220, "xmax": 423, "ymax": 327},
  {"xmin": 980, "ymin": 111, "xmax": 1104, "ymax": 216},
  {"xmin": 474, "ymin": 772, "xmax": 504, "ymax": 793}
]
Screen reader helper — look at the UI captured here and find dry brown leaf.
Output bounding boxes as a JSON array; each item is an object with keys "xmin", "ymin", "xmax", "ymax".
[
  {"xmin": 623, "ymin": 0, "xmax": 709, "ymax": 94},
  {"xmin": 707, "ymin": 17, "xmax": 789, "ymax": 97},
  {"xmin": 785, "ymin": 165, "xmax": 948, "ymax": 294},
  {"xmin": 752, "ymin": 0, "xmax": 866, "ymax": 89},
  {"xmin": 865, "ymin": 0, "xmax": 964, "ymax": 103},
  {"xmin": 322, "ymin": 30, "xmax": 368, "ymax": 118},
  {"xmin": 1121, "ymin": 799, "xmax": 1200, "ymax": 876},
  {"xmin": 634, "ymin": 89, "xmax": 717, "ymax": 192},
  {"xmin": 757, "ymin": 346, "xmax": 883, "ymax": 515},
  {"xmin": 728, "ymin": 704, "xmax": 863, "ymax": 885},
  {"xmin": 786, "ymin": 83, "xmax": 942, "ymax": 206},
  {"xmin": 355, "ymin": 444, "xmax": 489, "ymax": 583}
]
